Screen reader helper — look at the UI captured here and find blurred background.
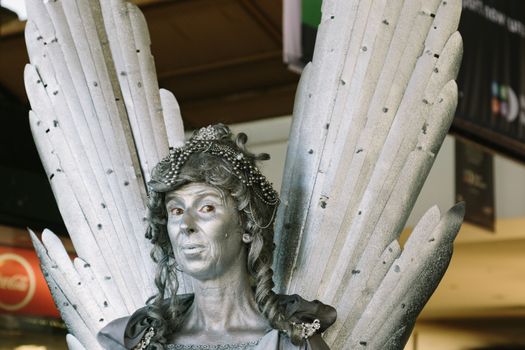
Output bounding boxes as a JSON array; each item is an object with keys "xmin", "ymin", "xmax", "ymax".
[{"xmin": 0, "ymin": 0, "xmax": 524, "ymax": 349}]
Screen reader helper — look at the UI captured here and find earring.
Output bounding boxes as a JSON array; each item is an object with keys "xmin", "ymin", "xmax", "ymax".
[{"xmin": 242, "ymin": 233, "xmax": 253, "ymax": 243}]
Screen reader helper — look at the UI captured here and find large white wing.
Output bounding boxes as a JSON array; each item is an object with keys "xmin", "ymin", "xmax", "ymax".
[
  {"xmin": 23, "ymin": 0, "xmax": 186, "ymax": 348},
  {"xmin": 274, "ymin": 0, "xmax": 464, "ymax": 348}
]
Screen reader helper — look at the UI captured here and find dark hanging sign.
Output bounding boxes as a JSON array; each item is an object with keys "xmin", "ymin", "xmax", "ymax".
[
  {"xmin": 454, "ymin": 0, "xmax": 525, "ymax": 163},
  {"xmin": 455, "ymin": 139, "xmax": 495, "ymax": 231}
]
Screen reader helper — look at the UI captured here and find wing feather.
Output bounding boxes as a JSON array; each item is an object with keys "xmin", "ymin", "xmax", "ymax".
[
  {"xmin": 99, "ymin": 0, "xmax": 163, "ymax": 179},
  {"xmin": 160, "ymin": 89, "xmax": 186, "ymax": 149},
  {"xmin": 127, "ymin": 3, "xmax": 171, "ymax": 156},
  {"xmin": 29, "ymin": 229, "xmax": 104, "ymax": 350},
  {"xmin": 344, "ymin": 203, "xmax": 464, "ymax": 349},
  {"xmin": 28, "ymin": 108, "xmax": 138, "ymax": 311},
  {"xmin": 66, "ymin": 334, "xmax": 89, "ymax": 350},
  {"xmin": 274, "ymin": 0, "xmax": 364, "ymax": 291}
]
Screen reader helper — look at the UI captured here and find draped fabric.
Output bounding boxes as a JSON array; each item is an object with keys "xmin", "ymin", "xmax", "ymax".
[{"xmin": 97, "ymin": 294, "xmax": 336, "ymax": 349}]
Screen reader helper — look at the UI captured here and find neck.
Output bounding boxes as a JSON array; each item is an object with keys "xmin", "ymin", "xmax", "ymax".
[{"xmin": 183, "ymin": 251, "xmax": 268, "ymax": 334}]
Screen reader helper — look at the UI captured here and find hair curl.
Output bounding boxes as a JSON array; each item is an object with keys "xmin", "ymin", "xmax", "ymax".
[{"xmin": 143, "ymin": 124, "xmax": 304, "ymax": 347}]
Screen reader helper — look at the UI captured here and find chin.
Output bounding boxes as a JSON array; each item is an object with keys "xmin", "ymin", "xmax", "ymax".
[{"xmin": 179, "ymin": 260, "xmax": 220, "ymax": 280}]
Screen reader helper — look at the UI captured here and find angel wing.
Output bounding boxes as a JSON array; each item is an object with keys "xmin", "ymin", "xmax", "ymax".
[
  {"xmin": 23, "ymin": 0, "xmax": 187, "ymax": 348},
  {"xmin": 274, "ymin": 0, "xmax": 464, "ymax": 348}
]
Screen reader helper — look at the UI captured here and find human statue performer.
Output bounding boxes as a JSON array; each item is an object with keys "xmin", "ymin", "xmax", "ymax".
[
  {"xmin": 24, "ymin": 0, "xmax": 464, "ymax": 349},
  {"xmin": 97, "ymin": 125, "xmax": 336, "ymax": 349}
]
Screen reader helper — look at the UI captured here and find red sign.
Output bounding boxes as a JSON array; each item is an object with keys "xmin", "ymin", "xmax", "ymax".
[{"xmin": 0, "ymin": 246, "xmax": 60, "ymax": 318}]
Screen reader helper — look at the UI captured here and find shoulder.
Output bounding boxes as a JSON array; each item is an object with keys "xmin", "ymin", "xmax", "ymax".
[
  {"xmin": 276, "ymin": 294, "xmax": 336, "ymax": 349},
  {"xmin": 276, "ymin": 294, "xmax": 336, "ymax": 334},
  {"xmin": 96, "ymin": 308, "xmax": 155, "ymax": 350},
  {"xmin": 97, "ymin": 315, "xmax": 133, "ymax": 349},
  {"xmin": 97, "ymin": 294, "xmax": 194, "ymax": 349}
]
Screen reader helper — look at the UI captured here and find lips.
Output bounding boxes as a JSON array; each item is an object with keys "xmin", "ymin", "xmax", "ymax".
[{"xmin": 180, "ymin": 243, "xmax": 207, "ymax": 255}]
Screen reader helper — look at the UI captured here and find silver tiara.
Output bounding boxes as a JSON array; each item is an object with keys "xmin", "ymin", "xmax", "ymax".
[{"xmin": 158, "ymin": 125, "xmax": 279, "ymax": 206}]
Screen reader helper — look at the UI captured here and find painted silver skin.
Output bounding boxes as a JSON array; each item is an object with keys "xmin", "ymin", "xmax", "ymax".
[{"xmin": 165, "ymin": 183, "xmax": 269, "ymax": 346}]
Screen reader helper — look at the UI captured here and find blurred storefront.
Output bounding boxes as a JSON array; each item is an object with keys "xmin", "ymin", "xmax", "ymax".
[{"xmin": 0, "ymin": 226, "xmax": 67, "ymax": 349}]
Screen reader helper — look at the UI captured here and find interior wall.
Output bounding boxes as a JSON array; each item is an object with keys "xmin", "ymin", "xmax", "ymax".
[{"xmin": 406, "ymin": 319, "xmax": 525, "ymax": 350}]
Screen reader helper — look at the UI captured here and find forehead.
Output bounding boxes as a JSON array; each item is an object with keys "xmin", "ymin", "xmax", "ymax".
[{"xmin": 165, "ymin": 182, "xmax": 224, "ymax": 202}]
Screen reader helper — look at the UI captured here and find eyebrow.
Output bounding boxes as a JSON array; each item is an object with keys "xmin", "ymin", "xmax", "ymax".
[{"xmin": 165, "ymin": 189, "xmax": 224, "ymax": 203}]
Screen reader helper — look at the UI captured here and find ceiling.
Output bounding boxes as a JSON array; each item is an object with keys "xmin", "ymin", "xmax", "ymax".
[{"xmin": 0, "ymin": 0, "xmax": 299, "ymax": 127}]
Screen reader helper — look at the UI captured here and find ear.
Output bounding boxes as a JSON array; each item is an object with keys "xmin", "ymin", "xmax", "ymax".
[{"xmin": 242, "ymin": 233, "xmax": 253, "ymax": 243}]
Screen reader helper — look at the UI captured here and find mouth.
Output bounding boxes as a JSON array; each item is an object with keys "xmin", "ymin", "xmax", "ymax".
[{"xmin": 180, "ymin": 243, "xmax": 207, "ymax": 255}]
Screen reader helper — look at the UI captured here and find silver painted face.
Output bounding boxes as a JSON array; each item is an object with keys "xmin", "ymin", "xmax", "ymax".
[{"xmin": 165, "ymin": 182, "xmax": 244, "ymax": 281}]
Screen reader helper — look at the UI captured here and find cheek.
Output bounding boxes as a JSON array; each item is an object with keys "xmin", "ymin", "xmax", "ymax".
[
  {"xmin": 219, "ymin": 221, "xmax": 244, "ymax": 252},
  {"xmin": 166, "ymin": 221, "xmax": 179, "ymax": 247},
  {"xmin": 203, "ymin": 221, "xmax": 239, "ymax": 253}
]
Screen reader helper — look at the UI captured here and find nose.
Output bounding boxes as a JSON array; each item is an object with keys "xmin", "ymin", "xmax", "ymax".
[{"xmin": 180, "ymin": 212, "xmax": 197, "ymax": 235}]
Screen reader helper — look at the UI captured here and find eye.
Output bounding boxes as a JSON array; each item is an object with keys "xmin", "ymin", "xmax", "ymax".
[
  {"xmin": 171, "ymin": 207, "xmax": 184, "ymax": 216},
  {"xmin": 200, "ymin": 205, "xmax": 215, "ymax": 213}
]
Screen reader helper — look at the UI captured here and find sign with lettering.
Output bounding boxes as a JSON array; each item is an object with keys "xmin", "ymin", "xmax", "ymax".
[
  {"xmin": 0, "ymin": 252, "xmax": 36, "ymax": 311},
  {"xmin": 454, "ymin": 0, "xmax": 525, "ymax": 162},
  {"xmin": 0, "ymin": 246, "xmax": 59, "ymax": 318}
]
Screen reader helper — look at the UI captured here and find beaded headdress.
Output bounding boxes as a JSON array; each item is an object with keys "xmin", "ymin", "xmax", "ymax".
[{"xmin": 155, "ymin": 125, "xmax": 280, "ymax": 208}]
